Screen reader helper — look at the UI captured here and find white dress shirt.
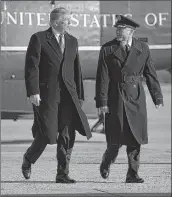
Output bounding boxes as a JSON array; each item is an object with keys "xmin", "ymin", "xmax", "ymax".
[{"xmin": 127, "ymin": 39, "xmax": 132, "ymax": 48}]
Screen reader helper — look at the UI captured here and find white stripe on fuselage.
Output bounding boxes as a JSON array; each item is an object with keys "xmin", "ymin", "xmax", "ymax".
[{"xmin": 1, "ymin": 45, "xmax": 171, "ymax": 51}]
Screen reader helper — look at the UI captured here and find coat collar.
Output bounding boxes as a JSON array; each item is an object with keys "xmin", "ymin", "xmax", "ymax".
[
  {"xmin": 121, "ymin": 37, "xmax": 143, "ymax": 71},
  {"xmin": 63, "ymin": 32, "xmax": 71, "ymax": 65},
  {"xmin": 110, "ymin": 39, "xmax": 126, "ymax": 62},
  {"xmin": 46, "ymin": 28, "xmax": 63, "ymax": 61},
  {"xmin": 46, "ymin": 27, "xmax": 56, "ymax": 39},
  {"xmin": 132, "ymin": 37, "xmax": 143, "ymax": 53},
  {"xmin": 46, "ymin": 28, "xmax": 71, "ymax": 62},
  {"xmin": 111, "ymin": 37, "xmax": 142, "ymax": 62}
]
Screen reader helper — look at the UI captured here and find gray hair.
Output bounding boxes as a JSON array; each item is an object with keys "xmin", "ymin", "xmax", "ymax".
[{"xmin": 50, "ymin": 7, "xmax": 71, "ymax": 22}]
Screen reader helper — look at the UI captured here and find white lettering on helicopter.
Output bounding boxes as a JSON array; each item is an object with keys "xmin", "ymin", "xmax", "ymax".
[
  {"xmin": 1, "ymin": 11, "xmax": 170, "ymax": 28},
  {"xmin": 145, "ymin": 13, "xmax": 169, "ymax": 26}
]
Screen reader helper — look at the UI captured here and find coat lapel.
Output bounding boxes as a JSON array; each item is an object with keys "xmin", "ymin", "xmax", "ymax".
[
  {"xmin": 46, "ymin": 28, "xmax": 63, "ymax": 62},
  {"xmin": 111, "ymin": 40, "xmax": 127, "ymax": 66},
  {"xmin": 62, "ymin": 33, "xmax": 71, "ymax": 65},
  {"xmin": 121, "ymin": 38, "xmax": 142, "ymax": 71}
]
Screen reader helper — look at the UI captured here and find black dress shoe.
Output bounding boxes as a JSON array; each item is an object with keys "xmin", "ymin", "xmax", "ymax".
[
  {"xmin": 56, "ymin": 175, "xmax": 76, "ymax": 183},
  {"xmin": 126, "ymin": 176, "xmax": 144, "ymax": 183},
  {"xmin": 100, "ymin": 161, "xmax": 110, "ymax": 179},
  {"xmin": 22, "ymin": 156, "xmax": 31, "ymax": 179}
]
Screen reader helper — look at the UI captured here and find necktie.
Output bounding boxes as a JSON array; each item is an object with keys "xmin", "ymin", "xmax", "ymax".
[{"xmin": 59, "ymin": 34, "xmax": 64, "ymax": 53}]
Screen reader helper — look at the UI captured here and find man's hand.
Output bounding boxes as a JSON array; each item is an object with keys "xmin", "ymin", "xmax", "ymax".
[
  {"xmin": 155, "ymin": 104, "xmax": 163, "ymax": 109},
  {"xmin": 29, "ymin": 94, "xmax": 41, "ymax": 106},
  {"xmin": 98, "ymin": 106, "xmax": 109, "ymax": 117}
]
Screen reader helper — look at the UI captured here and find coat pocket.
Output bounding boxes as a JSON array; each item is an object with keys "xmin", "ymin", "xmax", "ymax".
[
  {"xmin": 124, "ymin": 82, "xmax": 140, "ymax": 101},
  {"xmin": 129, "ymin": 82, "xmax": 140, "ymax": 101}
]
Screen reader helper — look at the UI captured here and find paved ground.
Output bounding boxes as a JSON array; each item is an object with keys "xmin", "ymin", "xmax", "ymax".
[
  {"xmin": 1, "ymin": 84, "xmax": 171, "ymax": 196},
  {"xmin": 1, "ymin": 139, "xmax": 171, "ymax": 196}
]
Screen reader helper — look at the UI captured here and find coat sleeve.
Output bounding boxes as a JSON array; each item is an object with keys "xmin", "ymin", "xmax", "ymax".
[
  {"xmin": 143, "ymin": 45, "xmax": 164, "ymax": 105},
  {"xmin": 74, "ymin": 40, "xmax": 84, "ymax": 101},
  {"xmin": 95, "ymin": 46, "xmax": 110, "ymax": 108},
  {"xmin": 25, "ymin": 33, "xmax": 41, "ymax": 97}
]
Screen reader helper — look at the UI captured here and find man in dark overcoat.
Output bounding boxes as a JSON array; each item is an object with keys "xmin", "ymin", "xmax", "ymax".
[
  {"xmin": 22, "ymin": 7, "xmax": 92, "ymax": 183},
  {"xmin": 95, "ymin": 15, "xmax": 163, "ymax": 183}
]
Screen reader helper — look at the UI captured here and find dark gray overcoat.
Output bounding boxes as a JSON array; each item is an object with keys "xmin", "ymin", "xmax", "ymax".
[
  {"xmin": 95, "ymin": 37, "xmax": 163, "ymax": 145},
  {"xmin": 25, "ymin": 28, "xmax": 92, "ymax": 144}
]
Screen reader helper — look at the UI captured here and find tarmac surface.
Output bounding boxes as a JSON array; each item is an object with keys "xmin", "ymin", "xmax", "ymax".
[{"xmin": 1, "ymin": 84, "xmax": 171, "ymax": 196}]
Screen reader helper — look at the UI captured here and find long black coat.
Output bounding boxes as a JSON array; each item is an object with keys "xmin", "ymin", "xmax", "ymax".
[
  {"xmin": 25, "ymin": 28, "xmax": 92, "ymax": 144},
  {"xmin": 95, "ymin": 38, "xmax": 163, "ymax": 145}
]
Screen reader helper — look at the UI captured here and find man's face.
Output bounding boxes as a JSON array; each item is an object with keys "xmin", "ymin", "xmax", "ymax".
[
  {"xmin": 116, "ymin": 26, "xmax": 133, "ymax": 42},
  {"xmin": 51, "ymin": 14, "xmax": 71, "ymax": 33}
]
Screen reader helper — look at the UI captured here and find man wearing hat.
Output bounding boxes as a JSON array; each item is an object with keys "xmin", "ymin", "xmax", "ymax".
[{"xmin": 95, "ymin": 15, "xmax": 163, "ymax": 183}]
